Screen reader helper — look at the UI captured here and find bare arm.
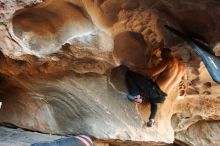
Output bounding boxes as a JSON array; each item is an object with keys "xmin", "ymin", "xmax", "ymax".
[
  {"xmin": 145, "ymin": 60, "xmax": 169, "ymax": 77},
  {"xmin": 133, "ymin": 59, "xmax": 169, "ymax": 78}
]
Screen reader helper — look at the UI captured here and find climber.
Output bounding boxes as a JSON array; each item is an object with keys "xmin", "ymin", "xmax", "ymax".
[{"xmin": 126, "ymin": 48, "xmax": 185, "ymax": 127}]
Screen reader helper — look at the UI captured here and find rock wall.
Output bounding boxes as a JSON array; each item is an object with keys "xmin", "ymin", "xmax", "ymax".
[
  {"xmin": 175, "ymin": 120, "xmax": 220, "ymax": 146},
  {"xmin": 0, "ymin": 0, "xmax": 220, "ymax": 145}
]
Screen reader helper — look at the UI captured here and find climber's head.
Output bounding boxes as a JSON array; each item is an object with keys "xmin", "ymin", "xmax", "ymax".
[{"xmin": 161, "ymin": 48, "xmax": 173, "ymax": 59}]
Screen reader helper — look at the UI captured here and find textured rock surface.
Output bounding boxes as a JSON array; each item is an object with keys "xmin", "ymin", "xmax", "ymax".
[
  {"xmin": 0, "ymin": 126, "xmax": 62, "ymax": 146},
  {"xmin": 3, "ymin": 125, "xmax": 203, "ymax": 146},
  {"xmin": 0, "ymin": 126, "xmax": 174, "ymax": 146},
  {"xmin": 0, "ymin": 67, "xmax": 174, "ymax": 142},
  {"xmin": 175, "ymin": 121, "xmax": 220, "ymax": 146},
  {"xmin": 0, "ymin": 0, "xmax": 220, "ymax": 145}
]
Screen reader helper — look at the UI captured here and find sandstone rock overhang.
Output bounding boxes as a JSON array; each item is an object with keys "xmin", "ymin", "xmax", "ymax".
[{"xmin": 0, "ymin": 0, "xmax": 220, "ymax": 146}]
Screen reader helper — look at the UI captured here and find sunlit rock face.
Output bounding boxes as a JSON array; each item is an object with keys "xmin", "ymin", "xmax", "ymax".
[
  {"xmin": 1, "ymin": 0, "xmax": 220, "ymax": 145},
  {"xmin": 175, "ymin": 120, "xmax": 220, "ymax": 146}
]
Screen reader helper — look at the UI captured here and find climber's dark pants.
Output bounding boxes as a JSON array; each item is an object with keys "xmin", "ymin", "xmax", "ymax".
[{"xmin": 125, "ymin": 70, "xmax": 157, "ymax": 120}]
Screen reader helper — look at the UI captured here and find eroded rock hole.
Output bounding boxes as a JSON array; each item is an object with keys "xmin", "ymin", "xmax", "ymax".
[
  {"xmin": 113, "ymin": 31, "xmax": 149, "ymax": 68},
  {"xmin": 12, "ymin": 1, "xmax": 95, "ymax": 56}
]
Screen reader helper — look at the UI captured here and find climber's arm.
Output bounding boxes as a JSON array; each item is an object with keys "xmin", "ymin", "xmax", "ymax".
[
  {"xmin": 134, "ymin": 60, "xmax": 169, "ymax": 78},
  {"xmin": 149, "ymin": 102, "xmax": 157, "ymax": 120},
  {"xmin": 146, "ymin": 61, "xmax": 169, "ymax": 77}
]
